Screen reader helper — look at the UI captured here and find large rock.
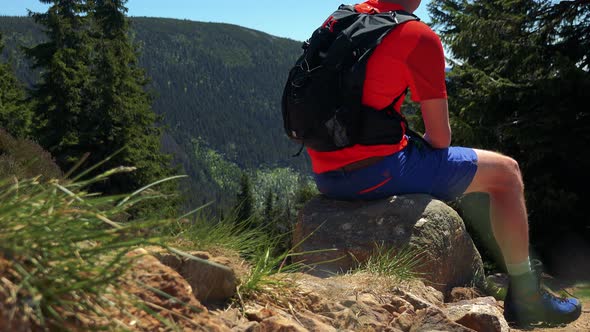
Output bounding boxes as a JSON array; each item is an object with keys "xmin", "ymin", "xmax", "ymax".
[
  {"xmin": 154, "ymin": 250, "xmax": 238, "ymax": 304},
  {"xmin": 292, "ymin": 194, "xmax": 485, "ymax": 294},
  {"xmin": 445, "ymin": 297, "xmax": 509, "ymax": 332},
  {"xmin": 126, "ymin": 249, "xmax": 230, "ymax": 331},
  {"xmin": 401, "ymin": 307, "xmax": 477, "ymax": 332}
]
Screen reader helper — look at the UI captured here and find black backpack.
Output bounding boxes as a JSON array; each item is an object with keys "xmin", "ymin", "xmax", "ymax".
[{"xmin": 282, "ymin": 5, "xmax": 419, "ymax": 153}]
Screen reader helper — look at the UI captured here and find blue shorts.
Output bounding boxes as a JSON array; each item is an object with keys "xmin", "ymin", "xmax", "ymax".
[{"xmin": 314, "ymin": 137, "xmax": 478, "ymax": 202}]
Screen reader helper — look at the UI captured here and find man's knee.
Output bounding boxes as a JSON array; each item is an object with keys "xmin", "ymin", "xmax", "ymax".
[
  {"xmin": 485, "ymin": 153, "xmax": 524, "ymax": 195},
  {"xmin": 470, "ymin": 149, "xmax": 524, "ymax": 194},
  {"xmin": 497, "ymin": 155, "xmax": 523, "ymax": 191}
]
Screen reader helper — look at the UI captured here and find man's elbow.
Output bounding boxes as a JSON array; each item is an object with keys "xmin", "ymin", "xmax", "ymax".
[
  {"xmin": 430, "ymin": 139, "xmax": 451, "ymax": 149},
  {"xmin": 424, "ymin": 130, "xmax": 452, "ymax": 149}
]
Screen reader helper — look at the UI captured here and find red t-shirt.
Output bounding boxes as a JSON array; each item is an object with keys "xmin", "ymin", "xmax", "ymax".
[{"xmin": 307, "ymin": 0, "xmax": 448, "ymax": 173}]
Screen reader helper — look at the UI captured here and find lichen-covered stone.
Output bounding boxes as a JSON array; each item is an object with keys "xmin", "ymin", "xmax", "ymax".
[{"xmin": 292, "ymin": 194, "xmax": 485, "ymax": 294}]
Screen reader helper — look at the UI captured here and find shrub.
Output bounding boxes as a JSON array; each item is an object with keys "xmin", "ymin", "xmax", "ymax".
[{"xmin": 0, "ymin": 129, "xmax": 62, "ymax": 180}]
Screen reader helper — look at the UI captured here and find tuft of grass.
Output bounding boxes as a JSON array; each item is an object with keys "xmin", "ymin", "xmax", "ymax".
[
  {"xmin": 238, "ymin": 236, "xmax": 306, "ymax": 295},
  {"xmin": 237, "ymin": 223, "xmax": 340, "ymax": 302},
  {"xmin": 167, "ymin": 211, "xmax": 301, "ymax": 301},
  {"xmin": 168, "ymin": 208, "xmax": 339, "ymax": 307},
  {"xmin": 0, "ymin": 169, "xmax": 182, "ymax": 330},
  {"xmin": 167, "ymin": 211, "xmax": 270, "ymax": 258},
  {"xmin": 168, "ymin": 213, "xmax": 306, "ymax": 297},
  {"xmin": 354, "ymin": 242, "xmax": 425, "ymax": 282}
]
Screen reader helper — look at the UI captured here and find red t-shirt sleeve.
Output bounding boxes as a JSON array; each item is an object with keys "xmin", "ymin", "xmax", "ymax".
[{"xmin": 402, "ymin": 23, "xmax": 448, "ymax": 102}]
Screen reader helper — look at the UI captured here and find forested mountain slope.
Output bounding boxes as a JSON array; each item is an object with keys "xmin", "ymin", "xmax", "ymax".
[
  {"xmin": 0, "ymin": 16, "xmax": 308, "ymax": 208},
  {"xmin": 131, "ymin": 18, "xmax": 304, "ymax": 169}
]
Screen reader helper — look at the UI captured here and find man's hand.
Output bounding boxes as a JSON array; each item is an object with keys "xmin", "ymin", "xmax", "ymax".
[{"xmin": 420, "ymin": 98, "xmax": 451, "ymax": 149}]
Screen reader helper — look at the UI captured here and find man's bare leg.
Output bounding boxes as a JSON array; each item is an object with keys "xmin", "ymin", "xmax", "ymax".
[
  {"xmin": 463, "ymin": 148, "xmax": 581, "ymax": 326},
  {"xmin": 464, "ymin": 149, "xmax": 529, "ymax": 266}
]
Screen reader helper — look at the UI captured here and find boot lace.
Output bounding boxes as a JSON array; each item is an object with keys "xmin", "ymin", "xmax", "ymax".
[{"xmin": 532, "ymin": 259, "xmax": 575, "ymax": 303}]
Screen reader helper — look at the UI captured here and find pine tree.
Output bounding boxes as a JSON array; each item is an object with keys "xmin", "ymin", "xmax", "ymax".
[
  {"xmin": 235, "ymin": 172, "xmax": 254, "ymax": 223},
  {"xmin": 262, "ymin": 188, "xmax": 275, "ymax": 226},
  {"xmin": 0, "ymin": 32, "xmax": 32, "ymax": 138},
  {"xmin": 89, "ymin": 0, "xmax": 180, "ymax": 216},
  {"xmin": 26, "ymin": 0, "xmax": 95, "ymax": 164},
  {"xmin": 26, "ymin": 0, "xmax": 180, "ymax": 217}
]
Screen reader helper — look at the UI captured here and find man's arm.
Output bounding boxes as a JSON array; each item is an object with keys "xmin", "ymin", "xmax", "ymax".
[
  {"xmin": 420, "ymin": 98, "xmax": 451, "ymax": 149},
  {"xmin": 397, "ymin": 23, "xmax": 449, "ymax": 148}
]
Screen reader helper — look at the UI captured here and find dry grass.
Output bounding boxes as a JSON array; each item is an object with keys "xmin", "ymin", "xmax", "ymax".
[{"xmin": 0, "ymin": 170, "xmax": 185, "ymax": 331}]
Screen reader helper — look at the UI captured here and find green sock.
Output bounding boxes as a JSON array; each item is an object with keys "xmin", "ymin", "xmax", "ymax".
[{"xmin": 506, "ymin": 257, "xmax": 532, "ymax": 277}]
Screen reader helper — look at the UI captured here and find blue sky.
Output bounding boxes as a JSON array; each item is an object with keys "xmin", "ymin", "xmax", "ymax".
[{"xmin": 1, "ymin": 0, "xmax": 432, "ymax": 41}]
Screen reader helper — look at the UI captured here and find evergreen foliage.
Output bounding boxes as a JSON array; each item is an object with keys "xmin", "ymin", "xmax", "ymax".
[
  {"xmin": 235, "ymin": 172, "xmax": 255, "ymax": 223},
  {"xmin": 129, "ymin": 18, "xmax": 307, "ymax": 209},
  {"xmin": 189, "ymin": 136, "xmax": 242, "ymax": 209},
  {"xmin": 24, "ymin": 1, "xmax": 179, "ymax": 217},
  {"xmin": 429, "ymin": 0, "xmax": 590, "ymax": 260},
  {"xmin": 262, "ymin": 188, "xmax": 277, "ymax": 227},
  {"xmin": 90, "ymin": 0, "xmax": 180, "ymax": 217},
  {"xmin": 0, "ymin": 16, "xmax": 307, "ymax": 212},
  {"xmin": 129, "ymin": 18, "xmax": 303, "ymax": 170},
  {"xmin": 0, "ymin": 32, "xmax": 32, "ymax": 138},
  {"xmin": 26, "ymin": 0, "xmax": 95, "ymax": 163}
]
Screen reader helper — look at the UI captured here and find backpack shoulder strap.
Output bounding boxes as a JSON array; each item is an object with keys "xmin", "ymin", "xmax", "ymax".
[
  {"xmin": 303, "ymin": 5, "xmax": 361, "ymax": 61},
  {"xmin": 323, "ymin": 10, "xmax": 419, "ymax": 69},
  {"xmin": 366, "ymin": 11, "xmax": 420, "ymax": 48}
]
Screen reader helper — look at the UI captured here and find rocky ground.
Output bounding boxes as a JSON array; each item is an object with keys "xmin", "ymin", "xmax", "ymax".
[
  {"xmin": 133, "ymin": 248, "xmax": 590, "ymax": 332},
  {"xmin": 2, "ymin": 248, "xmax": 588, "ymax": 331},
  {"xmin": 210, "ymin": 272, "xmax": 590, "ymax": 332}
]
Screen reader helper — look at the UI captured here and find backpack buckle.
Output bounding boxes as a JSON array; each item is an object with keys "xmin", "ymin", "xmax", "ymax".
[{"xmin": 390, "ymin": 11, "xmax": 399, "ymax": 24}]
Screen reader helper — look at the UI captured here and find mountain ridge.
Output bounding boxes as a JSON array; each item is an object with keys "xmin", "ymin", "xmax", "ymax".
[{"xmin": 0, "ymin": 15, "xmax": 309, "ymax": 208}]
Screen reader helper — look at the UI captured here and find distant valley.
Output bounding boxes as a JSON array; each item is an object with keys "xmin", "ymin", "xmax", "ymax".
[{"xmin": 0, "ymin": 16, "xmax": 309, "ymax": 208}]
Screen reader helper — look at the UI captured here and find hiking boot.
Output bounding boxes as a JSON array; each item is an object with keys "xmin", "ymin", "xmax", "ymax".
[{"xmin": 503, "ymin": 267, "xmax": 582, "ymax": 327}]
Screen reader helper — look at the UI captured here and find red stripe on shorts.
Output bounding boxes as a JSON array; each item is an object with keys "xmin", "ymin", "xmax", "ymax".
[{"xmin": 358, "ymin": 177, "xmax": 392, "ymax": 194}]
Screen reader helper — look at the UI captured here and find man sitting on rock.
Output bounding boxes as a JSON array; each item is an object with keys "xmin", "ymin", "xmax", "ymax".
[{"xmin": 304, "ymin": 0, "xmax": 582, "ymax": 327}]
